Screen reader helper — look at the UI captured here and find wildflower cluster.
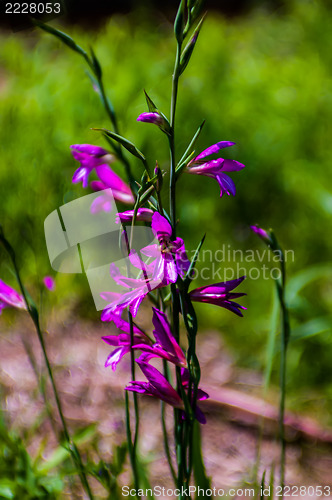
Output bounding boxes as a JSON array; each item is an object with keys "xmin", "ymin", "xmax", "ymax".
[
  {"xmin": 0, "ymin": 1, "xmax": 248, "ymax": 495},
  {"xmin": 63, "ymin": 0, "xmax": 247, "ymax": 490}
]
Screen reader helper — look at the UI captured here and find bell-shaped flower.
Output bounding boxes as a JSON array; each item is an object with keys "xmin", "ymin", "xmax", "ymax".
[
  {"xmin": 186, "ymin": 141, "xmax": 245, "ymax": 197},
  {"xmin": 0, "ymin": 279, "xmax": 26, "ymax": 314},
  {"xmin": 189, "ymin": 276, "xmax": 246, "ymax": 317}
]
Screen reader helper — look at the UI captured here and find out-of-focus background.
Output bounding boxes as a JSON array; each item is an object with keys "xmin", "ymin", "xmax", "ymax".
[{"xmin": 0, "ymin": 0, "xmax": 332, "ymax": 424}]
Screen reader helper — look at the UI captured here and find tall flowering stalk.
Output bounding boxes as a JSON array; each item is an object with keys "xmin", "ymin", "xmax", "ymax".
[
  {"xmin": 38, "ymin": 1, "xmax": 246, "ymax": 495},
  {"xmin": 251, "ymin": 226, "xmax": 290, "ymax": 491}
]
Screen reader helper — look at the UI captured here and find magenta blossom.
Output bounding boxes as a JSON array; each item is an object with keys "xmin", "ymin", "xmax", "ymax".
[
  {"xmin": 137, "ymin": 112, "xmax": 165, "ymax": 126},
  {"xmin": 116, "ymin": 208, "xmax": 154, "ymax": 224},
  {"xmin": 141, "ymin": 212, "xmax": 190, "ymax": 283},
  {"xmin": 43, "ymin": 276, "xmax": 55, "ymax": 291},
  {"xmin": 101, "ymin": 261, "xmax": 163, "ymax": 318},
  {"xmin": 71, "ymin": 144, "xmax": 114, "ymax": 188},
  {"xmin": 102, "ymin": 316, "xmax": 150, "ymax": 371},
  {"xmin": 0, "ymin": 279, "xmax": 26, "ymax": 314},
  {"xmin": 126, "ymin": 362, "xmax": 209, "ymax": 423},
  {"xmin": 250, "ymin": 225, "xmax": 272, "ymax": 245},
  {"xmin": 186, "ymin": 141, "xmax": 245, "ymax": 197},
  {"xmin": 190, "ymin": 276, "xmax": 246, "ymax": 317},
  {"xmin": 102, "ymin": 307, "xmax": 186, "ymax": 370},
  {"xmin": 126, "ymin": 361, "xmax": 183, "ymax": 408},
  {"xmin": 89, "ymin": 165, "xmax": 135, "ymax": 211},
  {"xmin": 135, "ymin": 307, "xmax": 186, "ymax": 367}
]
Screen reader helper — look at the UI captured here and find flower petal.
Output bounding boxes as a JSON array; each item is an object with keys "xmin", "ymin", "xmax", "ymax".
[
  {"xmin": 151, "ymin": 212, "xmax": 172, "ymax": 241},
  {"xmin": 195, "ymin": 141, "xmax": 235, "ymax": 160}
]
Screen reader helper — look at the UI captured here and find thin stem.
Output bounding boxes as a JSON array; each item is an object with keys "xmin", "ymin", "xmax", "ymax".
[
  {"xmin": 21, "ymin": 336, "xmax": 58, "ymax": 439},
  {"xmin": 279, "ymin": 285, "xmax": 290, "ymax": 491},
  {"xmin": 128, "ymin": 310, "xmax": 140, "ymax": 454},
  {"xmin": 161, "ymin": 401, "xmax": 177, "ymax": 484},
  {"xmin": 276, "ymin": 249, "xmax": 290, "ymax": 493},
  {"xmin": 122, "ymin": 228, "xmax": 140, "ymax": 493},
  {"xmin": 169, "ymin": 42, "xmax": 182, "ymax": 232},
  {"xmin": 168, "ymin": 36, "xmax": 184, "ymax": 495},
  {"xmin": 125, "ymin": 391, "xmax": 139, "ymax": 497},
  {"xmin": 0, "ymin": 234, "xmax": 94, "ymax": 499}
]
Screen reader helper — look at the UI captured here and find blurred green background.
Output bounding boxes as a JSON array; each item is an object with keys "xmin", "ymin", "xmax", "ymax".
[{"xmin": 0, "ymin": 0, "xmax": 331, "ymax": 419}]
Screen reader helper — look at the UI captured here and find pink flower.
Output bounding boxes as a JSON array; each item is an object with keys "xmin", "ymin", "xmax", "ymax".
[
  {"xmin": 71, "ymin": 144, "xmax": 114, "ymax": 188},
  {"xmin": 43, "ymin": 276, "xmax": 55, "ymax": 291},
  {"xmin": 186, "ymin": 141, "xmax": 245, "ymax": 197},
  {"xmin": 0, "ymin": 279, "xmax": 26, "ymax": 314},
  {"xmin": 190, "ymin": 276, "xmax": 246, "ymax": 317},
  {"xmin": 115, "ymin": 208, "xmax": 154, "ymax": 224}
]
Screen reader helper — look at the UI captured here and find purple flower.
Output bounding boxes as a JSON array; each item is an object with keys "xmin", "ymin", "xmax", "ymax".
[
  {"xmin": 89, "ymin": 165, "xmax": 135, "ymax": 209},
  {"xmin": 102, "ymin": 307, "xmax": 186, "ymax": 370},
  {"xmin": 136, "ymin": 307, "xmax": 186, "ymax": 367},
  {"xmin": 102, "ymin": 316, "xmax": 150, "ymax": 371},
  {"xmin": 186, "ymin": 141, "xmax": 245, "ymax": 197},
  {"xmin": 126, "ymin": 362, "xmax": 209, "ymax": 423},
  {"xmin": 115, "ymin": 208, "xmax": 154, "ymax": 224},
  {"xmin": 101, "ymin": 262, "xmax": 163, "ymax": 318},
  {"xmin": 189, "ymin": 276, "xmax": 246, "ymax": 317},
  {"xmin": 43, "ymin": 276, "xmax": 55, "ymax": 291},
  {"xmin": 126, "ymin": 361, "xmax": 183, "ymax": 408},
  {"xmin": 250, "ymin": 225, "xmax": 272, "ymax": 245},
  {"xmin": 141, "ymin": 212, "xmax": 190, "ymax": 283},
  {"xmin": 137, "ymin": 112, "xmax": 165, "ymax": 126},
  {"xmin": 0, "ymin": 279, "xmax": 26, "ymax": 314},
  {"xmin": 71, "ymin": 144, "xmax": 114, "ymax": 188},
  {"xmin": 100, "ymin": 213, "xmax": 190, "ymax": 319}
]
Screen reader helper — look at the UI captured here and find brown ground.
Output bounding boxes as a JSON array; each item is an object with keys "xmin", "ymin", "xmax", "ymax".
[{"xmin": 1, "ymin": 313, "xmax": 332, "ymax": 499}]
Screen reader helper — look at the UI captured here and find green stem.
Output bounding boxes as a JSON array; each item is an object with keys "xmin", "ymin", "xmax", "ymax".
[
  {"xmin": 21, "ymin": 336, "xmax": 58, "ymax": 439},
  {"xmin": 169, "ymin": 37, "xmax": 185, "ymax": 495},
  {"xmin": 128, "ymin": 310, "xmax": 140, "ymax": 454},
  {"xmin": 276, "ymin": 249, "xmax": 290, "ymax": 493},
  {"xmin": 279, "ymin": 286, "xmax": 290, "ymax": 491},
  {"xmin": 169, "ymin": 42, "xmax": 182, "ymax": 232},
  {"xmin": 161, "ymin": 401, "xmax": 177, "ymax": 484},
  {"xmin": 0, "ymin": 234, "xmax": 94, "ymax": 499},
  {"xmin": 125, "ymin": 391, "xmax": 139, "ymax": 497}
]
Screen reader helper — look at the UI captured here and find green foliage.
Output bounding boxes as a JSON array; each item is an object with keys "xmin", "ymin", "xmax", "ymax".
[{"xmin": 0, "ymin": 415, "xmax": 63, "ymax": 499}]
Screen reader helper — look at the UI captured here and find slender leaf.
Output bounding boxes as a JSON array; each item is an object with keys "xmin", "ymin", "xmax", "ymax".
[
  {"xmin": 179, "ymin": 15, "xmax": 205, "ymax": 76},
  {"xmin": 33, "ymin": 20, "xmax": 89, "ymax": 62},
  {"xmin": 176, "ymin": 120, "xmax": 205, "ymax": 174},
  {"xmin": 144, "ymin": 89, "xmax": 158, "ymax": 113},
  {"xmin": 94, "ymin": 128, "xmax": 146, "ymax": 162}
]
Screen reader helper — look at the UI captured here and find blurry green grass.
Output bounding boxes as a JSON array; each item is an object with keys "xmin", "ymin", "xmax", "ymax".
[{"xmin": 1, "ymin": 1, "xmax": 332, "ymax": 417}]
